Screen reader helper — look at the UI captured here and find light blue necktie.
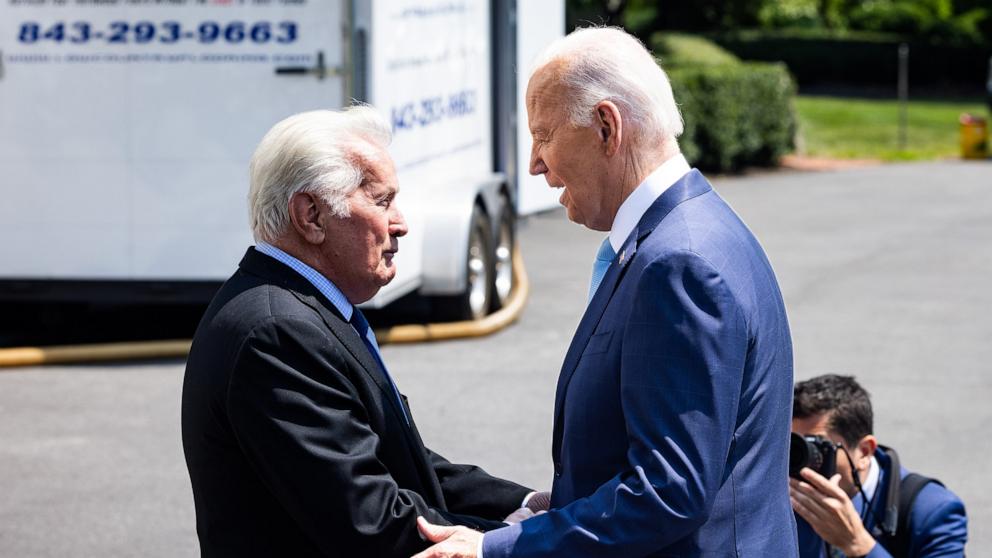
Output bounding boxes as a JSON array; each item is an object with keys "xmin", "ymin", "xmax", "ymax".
[
  {"xmin": 589, "ymin": 237, "xmax": 616, "ymax": 302},
  {"xmin": 350, "ymin": 307, "xmax": 410, "ymax": 424}
]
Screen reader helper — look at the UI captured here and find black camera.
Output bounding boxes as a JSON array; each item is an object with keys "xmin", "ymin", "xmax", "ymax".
[{"xmin": 789, "ymin": 433, "xmax": 837, "ymax": 479}]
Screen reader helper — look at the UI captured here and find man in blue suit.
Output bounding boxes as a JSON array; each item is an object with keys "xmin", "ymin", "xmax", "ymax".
[
  {"xmin": 415, "ymin": 27, "xmax": 798, "ymax": 558},
  {"xmin": 791, "ymin": 375, "xmax": 967, "ymax": 557}
]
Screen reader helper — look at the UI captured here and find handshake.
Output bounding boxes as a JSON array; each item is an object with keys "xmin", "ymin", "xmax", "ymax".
[
  {"xmin": 503, "ymin": 490, "xmax": 552, "ymax": 524},
  {"xmin": 413, "ymin": 491, "xmax": 552, "ymax": 558}
]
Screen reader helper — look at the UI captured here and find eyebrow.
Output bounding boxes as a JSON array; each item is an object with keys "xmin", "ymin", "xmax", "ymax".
[{"xmin": 364, "ymin": 177, "xmax": 397, "ymax": 198}]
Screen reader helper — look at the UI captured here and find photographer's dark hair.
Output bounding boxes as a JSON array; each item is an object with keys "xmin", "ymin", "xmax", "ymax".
[{"xmin": 793, "ymin": 374, "xmax": 873, "ymax": 448}]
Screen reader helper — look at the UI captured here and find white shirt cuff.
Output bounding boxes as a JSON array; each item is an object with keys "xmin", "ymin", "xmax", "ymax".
[{"xmin": 520, "ymin": 491, "xmax": 536, "ymax": 508}]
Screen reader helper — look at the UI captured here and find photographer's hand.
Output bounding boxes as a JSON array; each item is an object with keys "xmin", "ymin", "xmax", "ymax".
[{"xmin": 790, "ymin": 468, "xmax": 876, "ymax": 557}]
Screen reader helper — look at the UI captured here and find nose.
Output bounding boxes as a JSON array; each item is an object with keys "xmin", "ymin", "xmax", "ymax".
[
  {"xmin": 529, "ymin": 145, "xmax": 547, "ymax": 176},
  {"xmin": 389, "ymin": 205, "xmax": 408, "ymax": 238}
]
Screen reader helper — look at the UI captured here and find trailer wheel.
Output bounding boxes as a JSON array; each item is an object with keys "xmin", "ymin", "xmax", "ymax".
[
  {"xmin": 434, "ymin": 205, "xmax": 494, "ymax": 321},
  {"xmin": 490, "ymin": 198, "xmax": 515, "ymax": 312}
]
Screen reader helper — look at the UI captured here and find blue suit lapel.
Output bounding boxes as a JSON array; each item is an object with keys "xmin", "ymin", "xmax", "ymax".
[
  {"xmin": 554, "ymin": 236, "xmax": 633, "ymax": 408},
  {"xmin": 552, "ymin": 170, "xmax": 713, "ymax": 462}
]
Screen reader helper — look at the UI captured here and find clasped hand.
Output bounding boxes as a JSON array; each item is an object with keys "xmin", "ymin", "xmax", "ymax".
[{"xmin": 412, "ymin": 491, "xmax": 551, "ymax": 558}]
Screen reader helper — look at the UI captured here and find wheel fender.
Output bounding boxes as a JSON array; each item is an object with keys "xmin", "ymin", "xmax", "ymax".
[{"xmin": 418, "ymin": 174, "xmax": 504, "ymax": 295}]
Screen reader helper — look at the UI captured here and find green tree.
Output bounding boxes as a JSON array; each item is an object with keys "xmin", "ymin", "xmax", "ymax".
[
  {"xmin": 848, "ymin": 0, "xmax": 990, "ymax": 44},
  {"xmin": 566, "ymin": 0, "xmax": 991, "ymax": 45},
  {"xmin": 567, "ymin": 0, "xmax": 764, "ymax": 35}
]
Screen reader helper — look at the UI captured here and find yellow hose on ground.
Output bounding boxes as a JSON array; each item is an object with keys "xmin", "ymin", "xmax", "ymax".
[
  {"xmin": 378, "ymin": 244, "xmax": 529, "ymax": 344},
  {"xmin": 0, "ymin": 246, "xmax": 529, "ymax": 368}
]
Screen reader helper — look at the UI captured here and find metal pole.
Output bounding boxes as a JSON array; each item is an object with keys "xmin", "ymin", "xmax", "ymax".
[{"xmin": 898, "ymin": 43, "xmax": 909, "ymax": 150}]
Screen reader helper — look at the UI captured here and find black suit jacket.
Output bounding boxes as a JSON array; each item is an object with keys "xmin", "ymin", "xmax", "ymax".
[{"xmin": 182, "ymin": 248, "xmax": 530, "ymax": 557}]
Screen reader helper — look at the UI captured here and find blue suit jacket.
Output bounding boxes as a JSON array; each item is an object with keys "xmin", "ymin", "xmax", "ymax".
[
  {"xmin": 485, "ymin": 170, "xmax": 798, "ymax": 557},
  {"xmin": 797, "ymin": 449, "xmax": 968, "ymax": 558}
]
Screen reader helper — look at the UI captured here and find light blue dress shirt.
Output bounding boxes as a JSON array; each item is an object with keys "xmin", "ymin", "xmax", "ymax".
[{"xmin": 255, "ymin": 242, "xmax": 354, "ymax": 321}]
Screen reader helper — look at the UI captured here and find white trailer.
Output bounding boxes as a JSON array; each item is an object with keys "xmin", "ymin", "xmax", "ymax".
[{"xmin": 0, "ymin": 0, "xmax": 563, "ymax": 321}]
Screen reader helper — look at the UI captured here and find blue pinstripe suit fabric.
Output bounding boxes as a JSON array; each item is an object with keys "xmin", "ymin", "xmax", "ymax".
[{"xmin": 484, "ymin": 170, "xmax": 799, "ymax": 557}]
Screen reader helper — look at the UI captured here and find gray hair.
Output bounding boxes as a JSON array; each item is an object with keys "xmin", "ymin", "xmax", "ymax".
[
  {"xmin": 248, "ymin": 106, "xmax": 392, "ymax": 243},
  {"xmin": 531, "ymin": 27, "xmax": 683, "ymax": 150}
]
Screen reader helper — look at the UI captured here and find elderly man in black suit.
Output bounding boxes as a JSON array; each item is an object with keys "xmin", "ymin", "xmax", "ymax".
[{"xmin": 181, "ymin": 107, "xmax": 535, "ymax": 557}]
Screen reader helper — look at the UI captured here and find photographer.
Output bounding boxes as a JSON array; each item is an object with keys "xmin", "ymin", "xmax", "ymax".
[{"xmin": 790, "ymin": 375, "xmax": 967, "ymax": 558}]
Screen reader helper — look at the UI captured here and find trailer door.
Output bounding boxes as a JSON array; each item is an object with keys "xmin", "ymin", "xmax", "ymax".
[{"xmin": 0, "ymin": 1, "xmax": 346, "ymax": 282}]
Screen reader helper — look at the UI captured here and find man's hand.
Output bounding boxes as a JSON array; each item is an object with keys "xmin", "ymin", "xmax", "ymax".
[
  {"xmin": 412, "ymin": 516, "xmax": 480, "ymax": 558},
  {"xmin": 504, "ymin": 506, "xmax": 548, "ymax": 524},
  {"xmin": 524, "ymin": 490, "xmax": 552, "ymax": 513},
  {"xmin": 790, "ymin": 467, "xmax": 876, "ymax": 557},
  {"xmin": 503, "ymin": 507, "xmax": 535, "ymax": 524}
]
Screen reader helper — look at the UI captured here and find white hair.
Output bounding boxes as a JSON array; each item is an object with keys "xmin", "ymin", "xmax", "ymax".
[
  {"xmin": 531, "ymin": 27, "xmax": 683, "ymax": 150},
  {"xmin": 248, "ymin": 106, "xmax": 392, "ymax": 243}
]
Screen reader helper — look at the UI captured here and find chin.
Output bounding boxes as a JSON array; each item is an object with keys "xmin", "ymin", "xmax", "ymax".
[
  {"xmin": 377, "ymin": 270, "xmax": 397, "ymax": 287},
  {"xmin": 564, "ymin": 206, "xmax": 586, "ymax": 227}
]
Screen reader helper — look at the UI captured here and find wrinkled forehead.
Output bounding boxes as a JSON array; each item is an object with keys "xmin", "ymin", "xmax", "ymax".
[
  {"xmin": 526, "ymin": 62, "xmax": 572, "ymax": 114},
  {"xmin": 349, "ymin": 138, "xmax": 397, "ymax": 185}
]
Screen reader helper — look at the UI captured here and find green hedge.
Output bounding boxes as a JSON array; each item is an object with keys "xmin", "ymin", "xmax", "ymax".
[
  {"xmin": 713, "ymin": 29, "xmax": 992, "ymax": 87},
  {"xmin": 651, "ymin": 32, "xmax": 741, "ymax": 67},
  {"xmin": 667, "ymin": 62, "xmax": 798, "ymax": 172}
]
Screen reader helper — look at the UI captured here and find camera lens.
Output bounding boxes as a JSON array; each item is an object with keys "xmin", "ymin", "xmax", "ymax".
[
  {"xmin": 789, "ymin": 433, "xmax": 837, "ymax": 479},
  {"xmin": 790, "ymin": 433, "xmax": 810, "ymax": 477}
]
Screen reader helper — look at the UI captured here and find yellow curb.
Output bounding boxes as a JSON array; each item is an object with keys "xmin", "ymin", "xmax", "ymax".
[
  {"xmin": 0, "ymin": 246, "xmax": 528, "ymax": 368},
  {"xmin": 376, "ymin": 245, "xmax": 529, "ymax": 344},
  {"xmin": 0, "ymin": 340, "xmax": 192, "ymax": 368}
]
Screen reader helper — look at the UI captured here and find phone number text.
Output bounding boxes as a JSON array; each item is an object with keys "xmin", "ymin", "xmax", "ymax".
[
  {"xmin": 392, "ymin": 90, "xmax": 478, "ymax": 132},
  {"xmin": 17, "ymin": 21, "xmax": 299, "ymax": 44}
]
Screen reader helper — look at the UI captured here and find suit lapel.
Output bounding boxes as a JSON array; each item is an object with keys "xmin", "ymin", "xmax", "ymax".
[
  {"xmin": 239, "ymin": 248, "xmax": 446, "ymax": 506},
  {"xmin": 400, "ymin": 401, "xmax": 448, "ymax": 507},
  {"xmin": 551, "ymin": 170, "xmax": 713, "ymax": 460},
  {"xmin": 238, "ymin": 248, "xmax": 423, "ymax": 449},
  {"xmin": 296, "ymin": 293, "xmax": 444, "ymax": 504},
  {"xmin": 552, "ymin": 235, "xmax": 635, "ymax": 434}
]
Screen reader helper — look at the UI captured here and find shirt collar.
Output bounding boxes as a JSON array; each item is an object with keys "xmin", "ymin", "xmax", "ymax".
[
  {"xmin": 254, "ymin": 242, "xmax": 353, "ymax": 321},
  {"xmin": 608, "ymin": 153, "xmax": 691, "ymax": 253},
  {"xmin": 851, "ymin": 455, "xmax": 882, "ymax": 512},
  {"xmin": 861, "ymin": 455, "xmax": 884, "ymax": 499}
]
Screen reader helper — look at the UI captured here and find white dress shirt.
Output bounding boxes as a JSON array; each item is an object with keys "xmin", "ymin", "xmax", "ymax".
[
  {"xmin": 853, "ymin": 455, "xmax": 881, "ymax": 513},
  {"xmin": 607, "ymin": 153, "xmax": 691, "ymax": 252}
]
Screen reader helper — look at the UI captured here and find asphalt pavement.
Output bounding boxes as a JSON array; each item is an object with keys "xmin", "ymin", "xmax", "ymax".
[{"xmin": 0, "ymin": 160, "xmax": 989, "ymax": 556}]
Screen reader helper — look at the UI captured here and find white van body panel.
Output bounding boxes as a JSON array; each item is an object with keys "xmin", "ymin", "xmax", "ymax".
[{"xmin": 0, "ymin": 0, "xmax": 564, "ymax": 306}]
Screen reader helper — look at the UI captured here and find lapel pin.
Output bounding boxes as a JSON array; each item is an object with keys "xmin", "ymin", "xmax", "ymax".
[{"xmin": 619, "ymin": 249, "xmax": 626, "ymax": 264}]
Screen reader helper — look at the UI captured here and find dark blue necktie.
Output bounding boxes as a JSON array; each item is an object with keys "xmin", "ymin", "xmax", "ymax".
[{"xmin": 350, "ymin": 307, "xmax": 409, "ymax": 424}]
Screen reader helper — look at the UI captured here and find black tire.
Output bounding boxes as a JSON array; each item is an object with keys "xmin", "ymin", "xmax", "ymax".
[
  {"xmin": 432, "ymin": 205, "xmax": 494, "ymax": 321},
  {"xmin": 490, "ymin": 197, "xmax": 515, "ymax": 312}
]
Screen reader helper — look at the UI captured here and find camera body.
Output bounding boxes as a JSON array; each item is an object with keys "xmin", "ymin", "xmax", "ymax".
[{"xmin": 789, "ymin": 433, "xmax": 837, "ymax": 479}]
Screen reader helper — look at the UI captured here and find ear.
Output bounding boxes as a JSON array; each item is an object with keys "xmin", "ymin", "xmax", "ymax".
[
  {"xmin": 287, "ymin": 191, "xmax": 327, "ymax": 245},
  {"xmin": 856, "ymin": 435, "xmax": 878, "ymax": 470},
  {"xmin": 594, "ymin": 100, "xmax": 623, "ymax": 157}
]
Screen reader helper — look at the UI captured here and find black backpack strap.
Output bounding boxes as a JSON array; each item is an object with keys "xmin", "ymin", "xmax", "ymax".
[
  {"xmin": 887, "ymin": 472, "xmax": 944, "ymax": 557},
  {"xmin": 879, "ymin": 445, "xmax": 902, "ymax": 537}
]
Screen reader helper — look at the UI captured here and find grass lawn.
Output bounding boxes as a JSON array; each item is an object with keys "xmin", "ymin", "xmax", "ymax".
[{"xmin": 795, "ymin": 95, "xmax": 989, "ymax": 161}]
